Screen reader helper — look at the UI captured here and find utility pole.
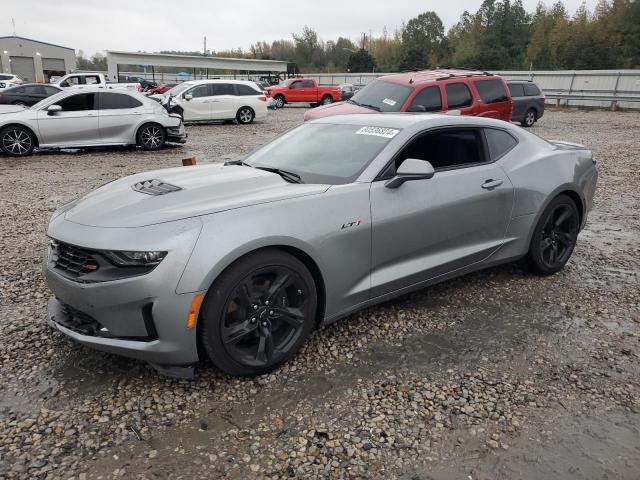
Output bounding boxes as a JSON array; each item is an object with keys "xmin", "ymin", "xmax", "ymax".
[
  {"xmin": 12, "ymin": 18, "xmax": 16, "ymax": 36},
  {"xmin": 203, "ymin": 36, "xmax": 207, "ymax": 56}
]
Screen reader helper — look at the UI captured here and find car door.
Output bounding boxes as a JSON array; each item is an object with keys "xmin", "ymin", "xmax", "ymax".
[
  {"xmin": 507, "ymin": 83, "xmax": 526, "ymax": 119},
  {"xmin": 182, "ymin": 84, "xmax": 213, "ymax": 121},
  {"xmin": 443, "ymin": 82, "xmax": 475, "ymax": 115},
  {"xmin": 406, "ymin": 85, "xmax": 443, "ymax": 113},
  {"xmin": 36, "ymin": 92, "xmax": 100, "ymax": 146},
  {"xmin": 471, "ymin": 79, "xmax": 512, "ymax": 120},
  {"xmin": 369, "ymin": 127, "xmax": 514, "ymax": 297},
  {"xmin": 98, "ymin": 91, "xmax": 144, "ymax": 143},
  {"xmin": 287, "ymin": 80, "xmax": 305, "ymax": 102},
  {"xmin": 209, "ymin": 83, "xmax": 237, "ymax": 120}
]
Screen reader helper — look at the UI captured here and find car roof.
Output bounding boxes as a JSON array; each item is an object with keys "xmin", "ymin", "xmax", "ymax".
[
  {"xmin": 185, "ymin": 79, "xmax": 259, "ymax": 86},
  {"xmin": 310, "ymin": 112, "xmax": 514, "ymax": 130},
  {"xmin": 507, "ymin": 79, "xmax": 536, "ymax": 83},
  {"xmin": 377, "ymin": 69, "xmax": 497, "ymax": 86}
]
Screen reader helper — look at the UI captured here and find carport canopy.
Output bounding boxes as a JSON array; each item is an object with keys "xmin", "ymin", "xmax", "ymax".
[{"xmin": 106, "ymin": 51, "xmax": 288, "ymax": 81}]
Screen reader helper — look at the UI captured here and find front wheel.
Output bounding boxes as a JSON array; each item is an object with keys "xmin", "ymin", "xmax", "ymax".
[
  {"xmin": 0, "ymin": 125, "xmax": 36, "ymax": 157},
  {"xmin": 199, "ymin": 249, "xmax": 317, "ymax": 376},
  {"xmin": 236, "ymin": 107, "xmax": 254, "ymax": 124},
  {"xmin": 527, "ymin": 195, "xmax": 579, "ymax": 275},
  {"xmin": 136, "ymin": 123, "xmax": 166, "ymax": 150},
  {"xmin": 522, "ymin": 108, "xmax": 536, "ymax": 127}
]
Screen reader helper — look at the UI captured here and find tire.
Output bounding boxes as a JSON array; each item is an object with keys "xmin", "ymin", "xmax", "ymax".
[
  {"xmin": 0, "ymin": 125, "xmax": 36, "ymax": 157},
  {"xmin": 522, "ymin": 108, "xmax": 537, "ymax": 127},
  {"xmin": 527, "ymin": 194, "xmax": 580, "ymax": 275},
  {"xmin": 136, "ymin": 123, "xmax": 166, "ymax": 150},
  {"xmin": 199, "ymin": 249, "xmax": 318, "ymax": 376},
  {"xmin": 321, "ymin": 95, "xmax": 333, "ymax": 105},
  {"xmin": 274, "ymin": 95, "xmax": 285, "ymax": 109},
  {"xmin": 236, "ymin": 107, "xmax": 255, "ymax": 125}
]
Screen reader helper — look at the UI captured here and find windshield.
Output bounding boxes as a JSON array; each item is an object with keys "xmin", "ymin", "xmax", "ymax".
[
  {"xmin": 244, "ymin": 123, "xmax": 399, "ymax": 184},
  {"xmin": 166, "ymin": 82, "xmax": 193, "ymax": 97},
  {"xmin": 349, "ymin": 80, "xmax": 412, "ymax": 112}
]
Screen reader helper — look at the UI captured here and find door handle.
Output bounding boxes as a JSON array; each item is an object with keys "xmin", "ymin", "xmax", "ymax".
[{"xmin": 481, "ymin": 179, "xmax": 503, "ymax": 189}]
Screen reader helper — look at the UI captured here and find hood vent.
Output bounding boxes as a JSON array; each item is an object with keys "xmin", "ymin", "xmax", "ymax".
[{"xmin": 132, "ymin": 179, "xmax": 182, "ymax": 196}]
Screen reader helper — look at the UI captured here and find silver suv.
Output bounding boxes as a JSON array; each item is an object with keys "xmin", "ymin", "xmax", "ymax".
[{"xmin": 507, "ymin": 80, "xmax": 545, "ymax": 127}]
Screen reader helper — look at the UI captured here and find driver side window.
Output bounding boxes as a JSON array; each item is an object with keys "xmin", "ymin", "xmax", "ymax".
[
  {"xmin": 188, "ymin": 84, "xmax": 210, "ymax": 98},
  {"xmin": 386, "ymin": 128, "xmax": 487, "ymax": 177},
  {"xmin": 56, "ymin": 93, "xmax": 97, "ymax": 111},
  {"xmin": 290, "ymin": 81, "xmax": 303, "ymax": 89}
]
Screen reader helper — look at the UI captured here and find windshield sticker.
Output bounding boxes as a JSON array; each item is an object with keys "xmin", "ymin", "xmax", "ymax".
[
  {"xmin": 356, "ymin": 126, "xmax": 400, "ymax": 139},
  {"xmin": 382, "ymin": 98, "xmax": 397, "ymax": 106}
]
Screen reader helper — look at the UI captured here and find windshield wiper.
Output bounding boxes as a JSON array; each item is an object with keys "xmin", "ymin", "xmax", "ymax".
[
  {"xmin": 359, "ymin": 103, "xmax": 381, "ymax": 112},
  {"xmin": 254, "ymin": 166, "xmax": 303, "ymax": 184}
]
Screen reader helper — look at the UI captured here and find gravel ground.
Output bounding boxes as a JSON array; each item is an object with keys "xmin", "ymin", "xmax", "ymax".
[{"xmin": 0, "ymin": 108, "xmax": 639, "ymax": 479}]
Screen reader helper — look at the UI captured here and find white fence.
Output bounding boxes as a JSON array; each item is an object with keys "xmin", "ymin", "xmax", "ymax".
[{"xmin": 119, "ymin": 69, "xmax": 640, "ymax": 110}]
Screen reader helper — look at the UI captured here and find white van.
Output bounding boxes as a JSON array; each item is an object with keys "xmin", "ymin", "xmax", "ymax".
[{"xmin": 160, "ymin": 80, "xmax": 268, "ymax": 124}]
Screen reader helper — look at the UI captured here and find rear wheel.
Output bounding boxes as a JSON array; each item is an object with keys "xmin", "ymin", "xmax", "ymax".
[
  {"xmin": 321, "ymin": 95, "xmax": 333, "ymax": 105},
  {"xmin": 527, "ymin": 195, "xmax": 579, "ymax": 275},
  {"xmin": 136, "ymin": 123, "xmax": 166, "ymax": 150},
  {"xmin": 200, "ymin": 249, "xmax": 317, "ymax": 376},
  {"xmin": 0, "ymin": 125, "xmax": 36, "ymax": 157},
  {"xmin": 522, "ymin": 108, "xmax": 536, "ymax": 127},
  {"xmin": 236, "ymin": 107, "xmax": 255, "ymax": 125}
]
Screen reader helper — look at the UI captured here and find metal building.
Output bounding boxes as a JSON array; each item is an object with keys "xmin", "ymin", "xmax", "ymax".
[{"xmin": 0, "ymin": 36, "xmax": 76, "ymax": 83}]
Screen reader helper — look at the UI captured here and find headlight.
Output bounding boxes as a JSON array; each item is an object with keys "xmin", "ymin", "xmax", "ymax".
[{"xmin": 102, "ymin": 250, "xmax": 167, "ymax": 267}]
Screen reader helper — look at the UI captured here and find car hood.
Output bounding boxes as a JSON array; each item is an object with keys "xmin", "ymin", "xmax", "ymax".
[
  {"xmin": 64, "ymin": 164, "xmax": 331, "ymax": 228},
  {"xmin": 0, "ymin": 104, "xmax": 28, "ymax": 114},
  {"xmin": 303, "ymin": 101, "xmax": 374, "ymax": 121}
]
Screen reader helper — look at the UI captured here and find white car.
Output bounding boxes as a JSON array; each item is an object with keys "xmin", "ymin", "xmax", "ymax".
[
  {"xmin": 0, "ymin": 73, "xmax": 24, "ymax": 90},
  {"xmin": 160, "ymin": 80, "xmax": 268, "ymax": 124}
]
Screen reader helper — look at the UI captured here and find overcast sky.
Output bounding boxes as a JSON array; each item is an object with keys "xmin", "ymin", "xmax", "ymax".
[{"xmin": 5, "ymin": 0, "xmax": 598, "ymax": 56}]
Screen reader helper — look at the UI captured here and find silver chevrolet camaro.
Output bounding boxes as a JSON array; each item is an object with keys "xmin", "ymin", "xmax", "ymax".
[
  {"xmin": 0, "ymin": 86, "xmax": 185, "ymax": 156},
  {"xmin": 44, "ymin": 113, "xmax": 597, "ymax": 378}
]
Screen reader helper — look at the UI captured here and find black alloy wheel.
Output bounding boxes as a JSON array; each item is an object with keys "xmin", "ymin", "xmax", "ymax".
[
  {"xmin": 0, "ymin": 125, "xmax": 36, "ymax": 156},
  {"xmin": 200, "ymin": 249, "xmax": 317, "ymax": 376},
  {"xmin": 527, "ymin": 195, "xmax": 579, "ymax": 274}
]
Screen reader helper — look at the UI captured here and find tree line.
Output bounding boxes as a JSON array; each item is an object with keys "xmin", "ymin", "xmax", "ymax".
[{"xmin": 77, "ymin": 0, "xmax": 640, "ymax": 74}]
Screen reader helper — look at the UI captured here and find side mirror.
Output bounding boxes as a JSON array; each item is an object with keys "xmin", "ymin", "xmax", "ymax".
[
  {"xmin": 183, "ymin": 93, "xmax": 193, "ymax": 101},
  {"xmin": 385, "ymin": 159, "xmax": 435, "ymax": 189},
  {"xmin": 407, "ymin": 105, "xmax": 427, "ymax": 113},
  {"xmin": 46, "ymin": 104, "xmax": 62, "ymax": 115}
]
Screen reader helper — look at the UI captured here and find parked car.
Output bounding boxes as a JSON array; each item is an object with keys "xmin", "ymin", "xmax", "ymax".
[
  {"xmin": 53, "ymin": 72, "xmax": 141, "ymax": 92},
  {"xmin": 507, "ymin": 80, "xmax": 545, "ymax": 127},
  {"xmin": 0, "ymin": 73, "xmax": 24, "ymax": 90},
  {"xmin": 119, "ymin": 75, "xmax": 157, "ymax": 91},
  {"xmin": 160, "ymin": 80, "xmax": 268, "ymax": 124},
  {"xmin": 265, "ymin": 78, "xmax": 341, "ymax": 108},
  {"xmin": 147, "ymin": 83, "xmax": 176, "ymax": 96},
  {"xmin": 0, "ymin": 87, "xmax": 185, "ymax": 157},
  {"xmin": 339, "ymin": 83, "xmax": 359, "ymax": 101},
  {"xmin": 43, "ymin": 113, "xmax": 597, "ymax": 378},
  {"xmin": 0, "ymin": 84, "xmax": 61, "ymax": 106},
  {"xmin": 304, "ymin": 69, "xmax": 512, "ymax": 122}
]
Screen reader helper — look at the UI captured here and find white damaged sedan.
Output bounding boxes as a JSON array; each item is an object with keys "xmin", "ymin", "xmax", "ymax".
[{"xmin": 0, "ymin": 86, "xmax": 185, "ymax": 156}]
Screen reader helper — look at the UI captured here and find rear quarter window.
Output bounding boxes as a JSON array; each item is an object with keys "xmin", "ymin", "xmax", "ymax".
[
  {"xmin": 485, "ymin": 128, "xmax": 518, "ymax": 160},
  {"xmin": 475, "ymin": 79, "xmax": 509, "ymax": 104},
  {"xmin": 236, "ymin": 84, "xmax": 261, "ymax": 96},
  {"xmin": 524, "ymin": 83, "xmax": 542, "ymax": 96}
]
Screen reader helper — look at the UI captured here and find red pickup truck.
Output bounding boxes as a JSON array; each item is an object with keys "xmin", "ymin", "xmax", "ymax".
[{"xmin": 265, "ymin": 78, "xmax": 341, "ymax": 108}]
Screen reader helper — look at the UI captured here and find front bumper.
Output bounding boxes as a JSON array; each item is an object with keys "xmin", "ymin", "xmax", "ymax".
[
  {"xmin": 166, "ymin": 123, "xmax": 187, "ymax": 144},
  {"xmin": 44, "ymin": 216, "xmax": 203, "ymax": 367}
]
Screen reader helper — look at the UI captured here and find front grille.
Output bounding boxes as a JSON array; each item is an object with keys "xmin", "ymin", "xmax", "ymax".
[
  {"xmin": 50, "ymin": 241, "xmax": 99, "ymax": 278},
  {"xmin": 132, "ymin": 179, "xmax": 182, "ymax": 196}
]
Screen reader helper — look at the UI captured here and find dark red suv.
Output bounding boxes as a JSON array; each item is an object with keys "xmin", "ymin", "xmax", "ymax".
[{"xmin": 304, "ymin": 69, "xmax": 512, "ymax": 122}]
